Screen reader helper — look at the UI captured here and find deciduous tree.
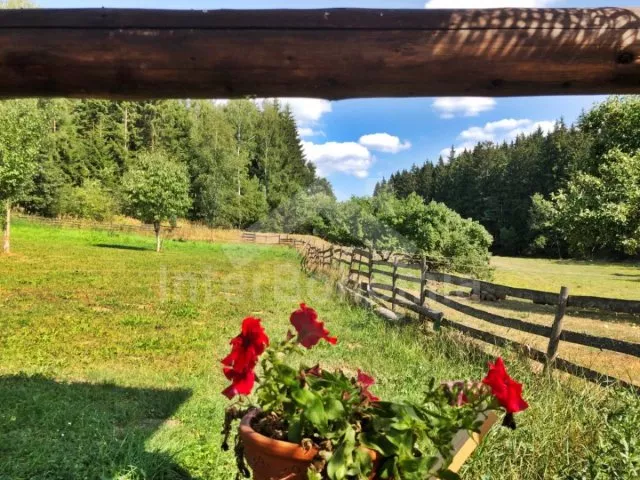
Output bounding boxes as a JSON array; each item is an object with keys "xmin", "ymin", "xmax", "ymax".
[
  {"xmin": 121, "ymin": 151, "xmax": 191, "ymax": 252},
  {"xmin": 0, "ymin": 99, "xmax": 44, "ymax": 253}
]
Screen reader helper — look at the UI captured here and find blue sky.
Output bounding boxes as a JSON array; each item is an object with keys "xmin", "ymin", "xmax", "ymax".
[{"xmin": 39, "ymin": 0, "xmax": 636, "ymax": 199}]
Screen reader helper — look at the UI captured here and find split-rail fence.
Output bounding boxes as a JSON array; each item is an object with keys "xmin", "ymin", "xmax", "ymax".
[{"xmin": 242, "ymin": 231, "xmax": 640, "ymax": 393}]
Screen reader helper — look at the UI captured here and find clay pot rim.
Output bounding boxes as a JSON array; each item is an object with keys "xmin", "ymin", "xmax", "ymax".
[{"xmin": 240, "ymin": 409, "xmax": 319, "ymax": 462}]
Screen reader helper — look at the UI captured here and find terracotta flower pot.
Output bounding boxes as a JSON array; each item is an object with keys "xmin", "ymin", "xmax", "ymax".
[
  {"xmin": 239, "ymin": 409, "xmax": 498, "ymax": 480},
  {"xmin": 239, "ymin": 410, "xmax": 319, "ymax": 480},
  {"xmin": 239, "ymin": 410, "xmax": 378, "ymax": 480}
]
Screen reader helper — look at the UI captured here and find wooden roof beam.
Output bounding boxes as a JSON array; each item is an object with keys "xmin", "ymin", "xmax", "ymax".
[{"xmin": 0, "ymin": 7, "xmax": 639, "ymax": 99}]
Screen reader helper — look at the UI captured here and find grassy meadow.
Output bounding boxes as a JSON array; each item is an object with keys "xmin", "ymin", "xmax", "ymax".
[
  {"xmin": 1, "ymin": 219, "xmax": 639, "ymax": 479},
  {"xmin": 491, "ymin": 256, "xmax": 640, "ymax": 300}
]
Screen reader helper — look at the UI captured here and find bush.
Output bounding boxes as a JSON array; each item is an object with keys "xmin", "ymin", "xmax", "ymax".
[{"xmin": 57, "ymin": 180, "xmax": 118, "ymax": 221}]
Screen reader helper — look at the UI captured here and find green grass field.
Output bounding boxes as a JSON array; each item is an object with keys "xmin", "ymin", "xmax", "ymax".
[
  {"xmin": 491, "ymin": 256, "xmax": 640, "ymax": 300},
  {"xmin": 1, "ymin": 220, "xmax": 639, "ymax": 479}
]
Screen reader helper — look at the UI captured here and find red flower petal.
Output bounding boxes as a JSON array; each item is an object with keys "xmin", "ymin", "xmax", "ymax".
[
  {"xmin": 482, "ymin": 358, "xmax": 529, "ymax": 414},
  {"xmin": 221, "ymin": 317, "xmax": 269, "ymax": 399},
  {"xmin": 222, "ymin": 369, "xmax": 255, "ymax": 399},
  {"xmin": 305, "ymin": 364, "xmax": 323, "ymax": 377},
  {"xmin": 290, "ymin": 304, "xmax": 337, "ymax": 349},
  {"xmin": 357, "ymin": 369, "xmax": 375, "ymax": 388},
  {"xmin": 356, "ymin": 369, "xmax": 379, "ymax": 403}
]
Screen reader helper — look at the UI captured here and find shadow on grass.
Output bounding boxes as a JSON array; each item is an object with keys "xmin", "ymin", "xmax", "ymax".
[
  {"xmin": 0, "ymin": 374, "xmax": 195, "ymax": 479},
  {"xmin": 612, "ymin": 273, "xmax": 640, "ymax": 279},
  {"xmin": 94, "ymin": 243, "xmax": 150, "ymax": 251}
]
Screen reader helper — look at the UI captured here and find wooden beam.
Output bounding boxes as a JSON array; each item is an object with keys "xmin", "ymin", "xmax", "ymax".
[{"xmin": 1, "ymin": 8, "xmax": 640, "ymax": 99}]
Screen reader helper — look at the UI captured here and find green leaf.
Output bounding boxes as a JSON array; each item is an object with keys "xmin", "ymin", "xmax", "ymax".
[
  {"xmin": 323, "ymin": 398, "xmax": 346, "ymax": 421},
  {"xmin": 304, "ymin": 395, "xmax": 328, "ymax": 432},
  {"xmin": 292, "ymin": 388, "xmax": 317, "ymax": 407},
  {"xmin": 327, "ymin": 426, "xmax": 356, "ymax": 480},
  {"xmin": 287, "ymin": 415, "xmax": 303, "ymax": 443}
]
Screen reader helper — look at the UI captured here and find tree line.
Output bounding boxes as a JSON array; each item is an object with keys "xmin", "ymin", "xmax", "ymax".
[
  {"xmin": 375, "ymin": 96, "xmax": 640, "ymax": 260},
  {"xmin": 0, "ymin": 97, "xmax": 494, "ymax": 273},
  {"xmin": 0, "ymin": 98, "xmax": 319, "ymax": 251}
]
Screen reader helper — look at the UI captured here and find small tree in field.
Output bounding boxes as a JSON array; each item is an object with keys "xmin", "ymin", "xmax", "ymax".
[
  {"xmin": 121, "ymin": 151, "xmax": 191, "ymax": 252},
  {"xmin": 0, "ymin": 99, "xmax": 43, "ymax": 254}
]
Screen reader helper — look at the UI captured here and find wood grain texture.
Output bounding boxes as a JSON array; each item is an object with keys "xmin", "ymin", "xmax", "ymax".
[{"xmin": 1, "ymin": 8, "xmax": 640, "ymax": 99}]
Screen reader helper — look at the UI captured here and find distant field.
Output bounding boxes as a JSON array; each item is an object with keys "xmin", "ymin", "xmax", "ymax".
[
  {"xmin": 1, "ymin": 220, "xmax": 636, "ymax": 479},
  {"xmin": 491, "ymin": 256, "xmax": 640, "ymax": 300}
]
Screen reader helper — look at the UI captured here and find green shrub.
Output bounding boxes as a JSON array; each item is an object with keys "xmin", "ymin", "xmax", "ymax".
[{"xmin": 57, "ymin": 180, "xmax": 118, "ymax": 221}]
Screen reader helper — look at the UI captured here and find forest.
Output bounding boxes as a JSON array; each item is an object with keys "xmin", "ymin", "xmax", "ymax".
[
  {"xmin": 376, "ymin": 96, "xmax": 640, "ymax": 260},
  {"xmin": 3, "ymin": 98, "xmax": 317, "ymax": 228},
  {"xmin": 1, "ymin": 96, "xmax": 639, "ymax": 271}
]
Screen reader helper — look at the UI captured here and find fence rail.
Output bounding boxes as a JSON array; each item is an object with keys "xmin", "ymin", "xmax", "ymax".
[
  {"xmin": 16, "ymin": 214, "xmax": 178, "ymax": 234},
  {"xmin": 240, "ymin": 233, "xmax": 640, "ymax": 392}
]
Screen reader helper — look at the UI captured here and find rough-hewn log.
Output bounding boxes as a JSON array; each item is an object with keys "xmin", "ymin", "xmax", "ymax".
[
  {"xmin": 2, "ymin": 8, "xmax": 640, "ymax": 99},
  {"xmin": 369, "ymin": 286, "xmax": 444, "ymax": 322},
  {"xmin": 423, "ymin": 271, "xmax": 560, "ymax": 305},
  {"xmin": 568, "ymin": 295, "xmax": 640, "ymax": 314},
  {"xmin": 425, "ymin": 288, "xmax": 553, "ymax": 337},
  {"xmin": 546, "ymin": 286, "xmax": 569, "ymax": 370},
  {"xmin": 396, "ymin": 273, "xmax": 422, "ymax": 284},
  {"xmin": 371, "ymin": 268, "xmax": 394, "ymax": 278}
]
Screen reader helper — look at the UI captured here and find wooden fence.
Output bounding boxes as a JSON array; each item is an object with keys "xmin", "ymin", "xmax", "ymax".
[
  {"xmin": 242, "ymin": 232, "xmax": 640, "ymax": 392},
  {"xmin": 15, "ymin": 214, "xmax": 179, "ymax": 235}
]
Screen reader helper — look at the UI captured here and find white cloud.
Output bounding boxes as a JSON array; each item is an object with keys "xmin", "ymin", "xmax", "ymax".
[
  {"xmin": 425, "ymin": 0, "xmax": 554, "ymax": 7},
  {"xmin": 297, "ymin": 127, "xmax": 325, "ymax": 138},
  {"xmin": 358, "ymin": 133, "xmax": 411, "ymax": 153},
  {"xmin": 445, "ymin": 118, "xmax": 557, "ymax": 158},
  {"xmin": 432, "ymin": 97, "xmax": 496, "ymax": 119},
  {"xmin": 301, "ymin": 140, "xmax": 373, "ymax": 178},
  {"xmin": 264, "ymin": 98, "xmax": 332, "ymax": 126}
]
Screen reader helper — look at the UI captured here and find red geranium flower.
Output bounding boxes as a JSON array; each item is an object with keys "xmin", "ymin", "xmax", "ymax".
[
  {"xmin": 305, "ymin": 364, "xmax": 323, "ymax": 377},
  {"xmin": 221, "ymin": 317, "xmax": 269, "ymax": 399},
  {"xmin": 290, "ymin": 303, "xmax": 337, "ymax": 349},
  {"xmin": 222, "ymin": 368, "xmax": 255, "ymax": 399},
  {"xmin": 357, "ymin": 369, "xmax": 379, "ymax": 402},
  {"xmin": 482, "ymin": 357, "xmax": 529, "ymax": 414}
]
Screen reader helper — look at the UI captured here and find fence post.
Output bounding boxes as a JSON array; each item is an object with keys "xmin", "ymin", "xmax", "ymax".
[
  {"xmin": 545, "ymin": 286, "xmax": 569, "ymax": 372},
  {"xmin": 419, "ymin": 257, "xmax": 427, "ymax": 324},
  {"xmin": 347, "ymin": 249, "xmax": 355, "ymax": 284},
  {"xmin": 391, "ymin": 260, "xmax": 399, "ymax": 313},
  {"xmin": 329, "ymin": 245, "xmax": 334, "ymax": 268},
  {"xmin": 367, "ymin": 246, "xmax": 374, "ymax": 292}
]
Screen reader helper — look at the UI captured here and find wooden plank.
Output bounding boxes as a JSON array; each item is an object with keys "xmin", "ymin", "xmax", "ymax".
[
  {"xmin": 371, "ymin": 268, "xmax": 394, "ymax": 278},
  {"xmin": 439, "ymin": 412, "xmax": 498, "ymax": 474},
  {"xmin": 353, "ymin": 248, "xmax": 372, "ymax": 259},
  {"xmin": 370, "ymin": 287, "xmax": 444, "ymax": 322},
  {"xmin": 372, "ymin": 259, "xmax": 420, "ymax": 270},
  {"xmin": 370, "ymin": 282, "xmax": 393, "ymax": 292},
  {"xmin": 424, "ymin": 271, "xmax": 558, "ymax": 305},
  {"xmin": 561, "ymin": 330, "xmax": 640, "ymax": 358},
  {"xmin": 396, "ymin": 273, "xmax": 422, "ymax": 284},
  {"xmin": 568, "ymin": 295, "xmax": 640, "ymax": 314},
  {"xmin": 394, "ymin": 287, "xmax": 421, "ymax": 305},
  {"xmin": 2, "ymin": 8, "xmax": 640, "ymax": 99},
  {"xmin": 425, "ymin": 288, "xmax": 553, "ymax": 337}
]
